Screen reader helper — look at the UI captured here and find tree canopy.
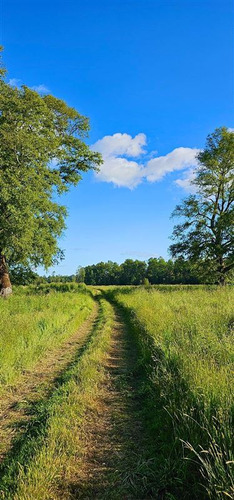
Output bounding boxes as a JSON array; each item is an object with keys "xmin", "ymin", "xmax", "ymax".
[
  {"xmin": 0, "ymin": 50, "xmax": 102, "ymax": 293},
  {"xmin": 169, "ymin": 127, "xmax": 234, "ymax": 284},
  {"xmin": 75, "ymin": 257, "xmax": 203, "ymax": 286}
]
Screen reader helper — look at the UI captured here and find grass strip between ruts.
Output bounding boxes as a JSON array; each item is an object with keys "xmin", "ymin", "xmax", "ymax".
[
  {"xmin": 105, "ymin": 287, "xmax": 234, "ymax": 500},
  {"xmin": 0, "ymin": 295, "xmax": 114, "ymax": 500}
]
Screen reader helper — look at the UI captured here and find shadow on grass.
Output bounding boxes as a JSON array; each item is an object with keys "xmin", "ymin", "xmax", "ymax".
[
  {"xmin": 0, "ymin": 296, "xmax": 103, "ymax": 497},
  {"xmin": 55, "ymin": 291, "xmax": 200, "ymax": 499},
  {"xmin": 58, "ymin": 302, "xmax": 163, "ymax": 499},
  {"xmin": 100, "ymin": 288, "xmax": 222, "ymax": 500}
]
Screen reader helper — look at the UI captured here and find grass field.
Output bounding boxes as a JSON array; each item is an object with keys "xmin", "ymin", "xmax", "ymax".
[
  {"xmin": 0, "ymin": 295, "xmax": 113, "ymax": 499},
  {"xmin": 0, "ymin": 285, "xmax": 233, "ymax": 499},
  {"xmin": 0, "ymin": 285, "xmax": 94, "ymax": 391},
  {"xmin": 106, "ymin": 286, "xmax": 234, "ymax": 499}
]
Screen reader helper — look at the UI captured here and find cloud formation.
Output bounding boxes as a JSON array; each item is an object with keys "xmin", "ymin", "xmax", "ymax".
[
  {"xmin": 9, "ymin": 78, "xmax": 21, "ymax": 87},
  {"xmin": 30, "ymin": 84, "xmax": 50, "ymax": 94},
  {"xmin": 92, "ymin": 132, "xmax": 199, "ymax": 190},
  {"xmin": 93, "ymin": 133, "xmax": 146, "ymax": 188},
  {"xmin": 8, "ymin": 78, "xmax": 49, "ymax": 94},
  {"xmin": 94, "ymin": 132, "xmax": 146, "ymax": 158},
  {"xmin": 145, "ymin": 147, "xmax": 199, "ymax": 182},
  {"xmin": 174, "ymin": 168, "xmax": 197, "ymax": 193}
]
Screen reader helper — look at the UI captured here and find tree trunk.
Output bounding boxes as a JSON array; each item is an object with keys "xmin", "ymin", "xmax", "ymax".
[
  {"xmin": 0, "ymin": 254, "xmax": 12, "ymax": 297},
  {"xmin": 218, "ymin": 257, "xmax": 226, "ymax": 286},
  {"xmin": 219, "ymin": 274, "xmax": 226, "ymax": 286}
]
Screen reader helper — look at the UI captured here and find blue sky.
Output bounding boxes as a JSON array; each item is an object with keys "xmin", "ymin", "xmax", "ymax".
[{"xmin": 2, "ymin": 0, "xmax": 233, "ymax": 274}]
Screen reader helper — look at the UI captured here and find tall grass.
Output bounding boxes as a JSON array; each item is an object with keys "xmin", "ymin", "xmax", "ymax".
[
  {"xmin": 0, "ymin": 296, "xmax": 113, "ymax": 499},
  {"xmin": 110, "ymin": 286, "xmax": 234, "ymax": 499},
  {"xmin": 0, "ymin": 287, "xmax": 94, "ymax": 391}
]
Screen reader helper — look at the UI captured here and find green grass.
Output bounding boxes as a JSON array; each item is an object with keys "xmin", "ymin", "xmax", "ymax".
[
  {"xmin": 0, "ymin": 286, "xmax": 94, "ymax": 391},
  {"xmin": 1, "ymin": 285, "xmax": 233, "ymax": 499},
  {"xmin": 0, "ymin": 295, "xmax": 114, "ymax": 499},
  {"xmin": 107, "ymin": 286, "xmax": 234, "ymax": 499}
]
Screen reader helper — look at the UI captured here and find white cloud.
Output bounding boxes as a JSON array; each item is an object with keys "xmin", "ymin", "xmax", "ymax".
[
  {"xmin": 93, "ymin": 133, "xmax": 146, "ymax": 188},
  {"xmin": 8, "ymin": 78, "xmax": 50, "ymax": 94},
  {"xmin": 144, "ymin": 147, "xmax": 199, "ymax": 182},
  {"xmin": 175, "ymin": 168, "xmax": 197, "ymax": 193},
  {"xmin": 31, "ymin": 84, "xmax": 50, "ymax": 94},
  {"xmin": 93, "ymin": 132, "xmax": 146, "ymax": 158},
  {"xmin": 9, "ymin": 78, "xmax": 21, "ymax": 87},
  {"xmin": 228, "ymin": 127, "xmax": 234, "ymax": 133},
  {"xmin": 92, "ymin": 132, "xmax": 199, "ymax": 190},
  {"xmin": 95, "ymin": 156, "xmax": 144, "ymax": 188}
]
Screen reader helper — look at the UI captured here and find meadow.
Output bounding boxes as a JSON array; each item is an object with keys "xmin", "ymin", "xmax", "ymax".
[
  {"xmin": 106, "ymin": 286, "xmax": 234, "ymax": 499},
  {"xmin": 1, "ymin": 295, "xmax": 114, "ymax": 499},
  {"xmin": 0, "ymin": 284, "xmax": 94, "ymax": 391},
  {"xmin": 0, "ymin": 285, "xmax": 233, "ymax": 499}
]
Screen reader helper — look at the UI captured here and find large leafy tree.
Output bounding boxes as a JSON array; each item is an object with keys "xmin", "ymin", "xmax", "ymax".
[
  {"xmin": 170, "ymin": 127, "xmax": 234, "ymax": 285},
  {"xmin": 119, "ymin": 259, "xmax": 147, "ymax": 285},
  {"xmin": 0, "ymin": 51, "xmax": 102, "ymax": 295},
  {"xmin": 147, "ymin": 257, "xmax": 174, "ymax": 284}
]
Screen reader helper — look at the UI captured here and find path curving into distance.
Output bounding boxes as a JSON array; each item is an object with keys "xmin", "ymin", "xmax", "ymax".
[
  {"xmin": 0, "ymin": 300, "xmax": 99, "ymax": 463},
  {"xmin": 64, "ymin": 300, "xmax": 151, "ymax": 499},
  {"xmin": 0, "ymin": 292, "xmax": 161, "ymax": 500}
]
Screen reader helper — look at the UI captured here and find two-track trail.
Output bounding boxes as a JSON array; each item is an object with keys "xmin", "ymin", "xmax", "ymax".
[
  {"xmin": 0, "ymin": 301, "xmax": 99, "ymax": 463},
  {"xmin": 0, "ymin": 295, "xmax": 158, "ymax": 499},
  {"xmin": 59, "ymin": 298, "xmax": 155, "ymax": 500}
]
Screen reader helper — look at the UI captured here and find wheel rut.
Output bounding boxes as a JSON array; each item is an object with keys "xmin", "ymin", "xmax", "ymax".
[
  {"xmin": 61, "ymin": 300, "xmax": 152, "ymax": 500},
  {"xmin": 0, "ymin": 301, "xmax": 99, "ymax": 463}
]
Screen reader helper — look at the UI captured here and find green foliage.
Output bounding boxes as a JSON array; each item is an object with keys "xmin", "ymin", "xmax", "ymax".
[
  {"xmin": 82, "ymin": 258, "xmax": 204, "ymax": 285},
  {"xmin": 111, "ymin": 287, "xmax": 234, "ymax": 498},
  {"xmin": 170, "ymin": 127, "xmax": 234, "ymax": 284},
  {"xmin": 43, "ymin": 273, "xmax": 76, "ymax": 283},
  {"xmin": 75, "ymin": 265, "xmax": 85, "ymax": 283},
  {"xmin": 9, "ymin": 264, "xmax": 39, "ymax": 285},
  {"xmin": 147, "ymin": 256, "xmax": 202, "ymax": 284},
  {"xmin": 119, "ymin": 259, "xmax": 147, "ymax": 285},
  {"xmin": 28, "ymin": 281, "xmax": 87, "ymax": 293},
  {"xmin": 0, "ymin": 50, "xmax": 102, "ymax": 269},
  {"xmin": 84, "ymin": 260, "xmax": 120, "ymax": 285}
]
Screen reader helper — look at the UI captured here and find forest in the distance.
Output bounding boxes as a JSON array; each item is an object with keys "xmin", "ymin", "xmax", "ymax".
[{"xmin": 14, "ymin": 256, "xmax": 232, "ymax": 287}]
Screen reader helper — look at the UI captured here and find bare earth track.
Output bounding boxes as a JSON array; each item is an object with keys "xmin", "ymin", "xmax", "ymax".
[
  {"xmin": 0, "ymin": 296, "xmax": 158, "ymax": 499},
  {"xmin": 0, "ymin": 301, "xmax": 98, "ymax": 462},
  {"xmin": 59, "ymin": 301, "xmax": 155, "ymax": 500},
  {"xmin": 0, "ymin": 291, "xmax": 230, "ymax": 499}
]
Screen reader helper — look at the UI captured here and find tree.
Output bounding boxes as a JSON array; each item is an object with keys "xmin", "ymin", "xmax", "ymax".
[
  {"xmin": 147, "ymin": 257, "xmax": 174, "ymax": 284},
  {"xmin": 119, "ymin": 259, "xmax": 147, "ymax": 285},
  {"xmin": 76, "ymin": 266, "xmax": 85, "ymax": 283},
  {"xmin": 83, "ymin": 265, "xmax": 96, "ymax": 285},
  {"xmin": 0, "ymin": 50, "xmax": 102, "ymax": 296},
  {"xmin": 173, "ymin": 258, "xmax": 201, "ymax": 284},
  {"xmin": 9, "ymin": 264, "xmax": 39, "ymax": 285},
  {"xmin": 170, "ymin": 127, "xmax": 234, "ymax": 285}
]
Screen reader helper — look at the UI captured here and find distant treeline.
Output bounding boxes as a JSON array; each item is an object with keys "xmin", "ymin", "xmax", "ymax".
[
  {"xmin": 11, "ymin": 257, "xmax": 204, "ymax": 286},
  {"xmin": 12, "ymin": 257, "xmax": 233, "ymax": 287},
  {"xmin": 80, "ymin": 258, "xmax": 202, "ymax": 285}
]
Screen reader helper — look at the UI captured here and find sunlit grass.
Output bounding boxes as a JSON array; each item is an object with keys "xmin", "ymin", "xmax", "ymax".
[
  {"xmin": 111, "ymin": 286, "xmax": 234, "ymax": 499},
  {"xmin": 1, "ymin": 285, "xmax": 233, "ymax": 498},
  {"xmin": 1, "ymin": 296, "xmax": 113, "ymax": 499},
  {"xmin": 0, "ymin": 287, "xmax": 94, "ymax": 390}
]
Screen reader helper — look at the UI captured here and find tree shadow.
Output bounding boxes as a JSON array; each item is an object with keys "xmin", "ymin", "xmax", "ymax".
[
  {"xmin": 91, "ymin": 291, "xmax": 214, "ymax": 500},
  {"xmin": 0, "ymin": 296, "xmax": 101, "ymax": 496}
]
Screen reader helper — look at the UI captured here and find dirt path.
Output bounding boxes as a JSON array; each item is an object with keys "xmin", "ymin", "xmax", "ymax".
[
  {"xmin": 0, "ymin": 301, "xmax": 99, "ymax": 462},
  {"xmin": 60, "ymin": 300, "xmax": 155, "ymax": 500}
]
